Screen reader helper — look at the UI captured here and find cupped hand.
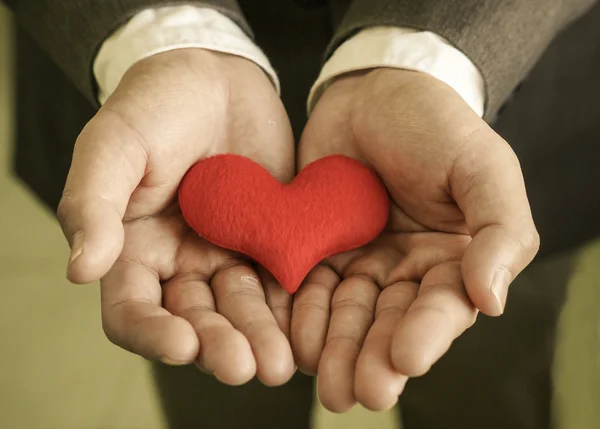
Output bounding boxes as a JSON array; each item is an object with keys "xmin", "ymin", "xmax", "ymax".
[
  {"xmin": 57, "ymin": 49, "xmax": 296, "ymax": 386},
  {"xmin": 292, "ymin": 69, "xmax": 539, "ymax": 411}
]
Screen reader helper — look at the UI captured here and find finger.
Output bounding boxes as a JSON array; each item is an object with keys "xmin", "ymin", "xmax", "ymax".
[
  {"xmin": 391, "ymin": 262, "xmax": 477, "ymax": 377},
  {"xmin": 451, "ymin": 134, "xmax": 540, "ymax": 316},
  {"xmin": 354, "ymin": 282, "xmax": 417, "ymax": 411},
  {"xmin": 258, "ymin": 266, "xmax": 293, "ymax": 340},
  {"xmin": 58, "ymin": 111, "xmax": 147, "ymax": 284},
  {"xmin": 212, "ymin": 265, "xmax": 295, "ymax": 386},
  {"xmin": 291, "ymin": 265, "xmax": 339, "ymax": 375},
  {"xmin": 341, "ymin": 243, "xmax": 400, "ymax": 288},
  {"xmin": 317, "ymin": 276, "xmax": 378, "ymax": 413},
  {"xmin": 162, "ymin": 274, "xmax": 256, "ymax": 386},
  {"xmin": 101, "ymin": 261, "xmax": 199, "ymax": 364}
]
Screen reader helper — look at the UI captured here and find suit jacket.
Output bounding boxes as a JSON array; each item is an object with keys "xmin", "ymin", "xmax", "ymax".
[{"xmin": 4, "ymin": 0, "xmax": 600, "ymax": 257}]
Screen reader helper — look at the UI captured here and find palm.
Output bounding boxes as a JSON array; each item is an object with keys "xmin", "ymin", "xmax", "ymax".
[
  {"xmin": 103, "ymin": 203, "xmax": 295, "ymax": 386},
  {"xmin": 291, "ymin": 200, "xmax": 475, "ymax": 412},
  {"xmin": 293, "ymin": 68, "xmax": 537, "ymax": 412},
  {"xmin": 324, "ymin": 207, "xmax": 475, "ymax": 402},
  {"xmin": 60, "ymin": 49, "xmax": 297, "ymax": 386}
]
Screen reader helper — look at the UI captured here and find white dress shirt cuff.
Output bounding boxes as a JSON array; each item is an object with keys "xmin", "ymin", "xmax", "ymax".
[
  {"xmin": 308, "ymin": 27, "xmax": 486, "ymax": 117},
  {"xmin": 94, "ymin": 6, "xmax": 279, "ymax": 105}
]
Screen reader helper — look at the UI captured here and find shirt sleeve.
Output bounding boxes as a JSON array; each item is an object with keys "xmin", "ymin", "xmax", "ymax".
[
  {"xmin": 326, "ymin": 0, "xmax": 597, "ymax": 122},
  {"xmin": 93, "ymin": 5, "xmax": 279, "ymax": 105},
  {"xmin": 308, "ymin": 27, "xmax": 485, "ymax": 117}
]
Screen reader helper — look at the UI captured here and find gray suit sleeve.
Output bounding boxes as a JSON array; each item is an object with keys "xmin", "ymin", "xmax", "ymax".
[
  {"xmin": 3, "ymin": 0, "xmax": 250, "ymax": 104},
  {"xmin": 329, "ymin": 0, "xmax": 598, "ymax": 121}
]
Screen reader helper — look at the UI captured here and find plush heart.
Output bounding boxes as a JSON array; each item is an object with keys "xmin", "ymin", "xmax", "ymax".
[{"xmin": 178, "ymin": 154, "xmax": 390, "ymax": 294}]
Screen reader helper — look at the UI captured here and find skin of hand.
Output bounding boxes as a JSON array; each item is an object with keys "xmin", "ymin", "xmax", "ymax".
[
  {"xmin": 57, "ymin": 49, "xmax": 297, "ymax": 386},
  {"xmin": 292, "ymin": 68, "xmax": 540, "ymax": 412}
]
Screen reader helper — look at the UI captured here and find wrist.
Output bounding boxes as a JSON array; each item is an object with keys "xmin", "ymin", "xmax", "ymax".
[
  {"xmin": 108, "ymin": 48, "xmax": 273, "ymax": 110},
  {"xmin": 94, "ymin": 6, "xmax": 279, "ymax": 105},
  {"xmin": 316, "ymin": 67, "xmax": 483, "ymax": 150},
  {"xmin": 309, "ymin": 27, "xmax": 485, "ymax": 117},
  {"xmin": 127, "ymin": 47, "xmax": 266, "ymax": 85},
  {"xmin": 325, "ymin": 67, "xmax": 472, "ymax": 115},
  {"xmin": 327, "ymin": 67, "xmax": 441, "ymax": 94}
]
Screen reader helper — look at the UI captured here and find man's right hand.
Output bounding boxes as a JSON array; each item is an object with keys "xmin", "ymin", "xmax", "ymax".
[{"xmin": 57, "ymin": 49, "xmax": 297, "ymax": 386}]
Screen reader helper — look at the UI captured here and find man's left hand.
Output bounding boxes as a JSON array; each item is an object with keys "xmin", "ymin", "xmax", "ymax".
[{"xmin": 291, "ymin": 69, "xmax": 539, "ymax": 412}]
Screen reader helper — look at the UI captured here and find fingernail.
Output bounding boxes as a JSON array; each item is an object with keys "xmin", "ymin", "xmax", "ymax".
[
  {"xmin": 490, "ymin": 268, "xmax": 511, "ymax": 314},
  {"xmin": 162, "ymin": 356, "xmax": 187, "ymax": 366},
  {"xmin": 69, "ymin": 232, "xmax": 84, "ymax": 264},
  {"xmin": 194, "ymin": 361, "xmax": 214, "ymax": 375}
]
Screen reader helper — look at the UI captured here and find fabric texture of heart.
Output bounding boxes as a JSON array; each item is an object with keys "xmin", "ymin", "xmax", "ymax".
[{"xmin": 179, "ymin": 154, "xmax": 390, "ymax": 294}]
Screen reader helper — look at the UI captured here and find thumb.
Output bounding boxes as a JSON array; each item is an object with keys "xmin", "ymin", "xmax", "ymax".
[
  {"xmin": 452, "ymin": 132, "xmax": 540, "ymax": 316},
  {"xmin": 57, "ymin": 110, "xmax": 147, "ymax": 284}
]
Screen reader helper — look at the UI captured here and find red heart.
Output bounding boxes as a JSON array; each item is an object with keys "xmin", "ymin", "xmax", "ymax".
[{"xmin": 179, "ymin": 154, "xmax": 389, "ymax": 294}]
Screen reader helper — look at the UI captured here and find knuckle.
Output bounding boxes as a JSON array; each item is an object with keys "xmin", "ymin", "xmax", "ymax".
[
  {"xmin": 394, "ymin": 350, "xmax": 432, "ymax": 377},
  {"xmin": 293, "ymin": 300, "xmax": 329, "ymax": 315},
  {"xmin": 343, "ymin": 258, "xmax": 390, "ymax": 289},
  {"xmin": 267, "ymin": 301, "xmax": 289, "ymax": 315},
  {"xmin": 222, "ymin": 285, "xmax": 263, "ymax": 302},
  {"xmin": 466, "ymin": 311, "xmax": 478, "ymax": 329},
  {"xmin": 326, "ymin": 334, "xmax": 362, "ymax": 350},
  {"xmin": 56, "ymin": 192, "xmax": 73, "ymax": 222},
  {"xmin": 305, "ymin": 264, "xmax": 340, "ymax": 287},
  {"xmin": 179, "ymin": 303, "xmax": 214, "ymax": 318},
  {"xmin": 56, "ymin": 192, "xmax": 79, "ymax": 236},
  {"xmin": 518, "ymin": 226, "xmax": 541, "ymax": 258},
  {"xmin": 331, "ymin": 297, "xmax": 373, "ymax": 316},
  {"xmin": 419, "ymin": 303, "xmax": 457, "ymax": 326},
  {"xmin": 374, "ymin": 304, "xmax": 407, "ymax": 320},
  {"xmin": 101, "ymin": 315, "xmax": 119, "ymax": 347},
  {"xmin": 241, "ymin": 319, "xmax": 272, "ymax": 337}
]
